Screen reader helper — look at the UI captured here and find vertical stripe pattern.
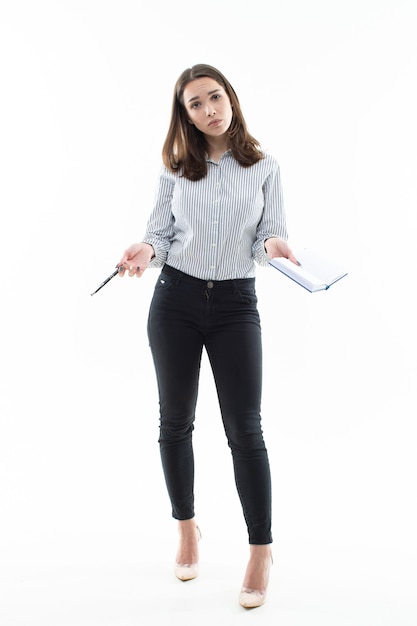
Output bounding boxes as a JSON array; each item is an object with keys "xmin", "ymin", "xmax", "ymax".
[{"xmin": 143, "ymin": 151, "xmax": 288, "ymax": 280}]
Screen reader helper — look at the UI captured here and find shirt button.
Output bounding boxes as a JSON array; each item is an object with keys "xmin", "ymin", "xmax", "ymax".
[{"xmin": 207, "ymin": 281, "xmax": 214, "ymax": 289}]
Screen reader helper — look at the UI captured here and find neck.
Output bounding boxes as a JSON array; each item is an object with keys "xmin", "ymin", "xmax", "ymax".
[{"xmin": 206, "ymin": 137, "xmax": 229, "ymax": 161}]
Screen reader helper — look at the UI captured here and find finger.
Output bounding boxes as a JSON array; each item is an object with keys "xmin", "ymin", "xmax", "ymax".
[
  {"xmin": 117, "ymin": 264, "xmax": 126, "ymax": 277},
  {"xmin": 128, "ymin": 265, "xmax": 136, "ymax": 277},
  {"xmin": 288, "ymin": 252, "xmax": 301, "ymax": 265}
]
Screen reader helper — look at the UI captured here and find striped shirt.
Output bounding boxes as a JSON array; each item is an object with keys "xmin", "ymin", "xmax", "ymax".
[{"xmin": 143, "ymin": 150, "xmax": 288, "ymax": 281}]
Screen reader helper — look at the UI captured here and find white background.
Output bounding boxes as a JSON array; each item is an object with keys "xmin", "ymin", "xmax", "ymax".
[{"xmin": 0, "ymin": 1, "xmax": 416, "ymax": 624}]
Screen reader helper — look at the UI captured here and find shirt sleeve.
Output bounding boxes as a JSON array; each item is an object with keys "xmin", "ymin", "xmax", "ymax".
[
  {"xmin": 142, "ymin": 166, "xmax": 176, "ymax": 268},
  {"xmin": 252, "ymin": 159, "xmax": 288, "ymax": 267}
]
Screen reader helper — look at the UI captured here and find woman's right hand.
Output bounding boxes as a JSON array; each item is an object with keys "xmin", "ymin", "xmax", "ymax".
[{"xmin": 117, "ymin": 242, "xmax": 155, "ymax": 278}]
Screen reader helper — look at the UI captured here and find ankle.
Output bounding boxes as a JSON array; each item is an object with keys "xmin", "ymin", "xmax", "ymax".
[
  {"xmin": 242, "ymin": 545, "xmax": 272, "ymax": 593},
  {"xmin": 249, "ymin": 544, "xmax": 272, "ymax": 560},
  {"xmin": 178, "ymin": 518, "xmax": 198, "ymax": 537},
  {"xmin": 176, "ymin": 520, "xmax": 200, "ymax": 566}
]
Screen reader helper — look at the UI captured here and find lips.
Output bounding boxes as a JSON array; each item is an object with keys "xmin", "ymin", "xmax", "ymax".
[{"xmin": 208, "ymin": 119, "xmax": 222, "ymax": 127}]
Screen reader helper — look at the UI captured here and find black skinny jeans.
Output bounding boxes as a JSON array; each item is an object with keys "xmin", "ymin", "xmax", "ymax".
[{"xmin": 147, "ymin": 264, "xmax": 272, "ymax": 545}]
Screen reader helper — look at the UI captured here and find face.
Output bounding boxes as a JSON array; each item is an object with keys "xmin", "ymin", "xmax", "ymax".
[{"xmin": 183, "ymin": 77, "xmax": 233, "ymax": 138}]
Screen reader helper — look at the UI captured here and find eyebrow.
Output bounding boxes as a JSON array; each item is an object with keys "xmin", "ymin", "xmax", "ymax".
[{"xmin": 187, "ymin": 88, "xmax": 221, "ymax": 104}]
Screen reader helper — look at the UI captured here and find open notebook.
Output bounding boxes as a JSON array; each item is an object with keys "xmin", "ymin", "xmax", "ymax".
[{"xmin": 269, "ymin": 248, "xmax": 348, "ymax": 292}]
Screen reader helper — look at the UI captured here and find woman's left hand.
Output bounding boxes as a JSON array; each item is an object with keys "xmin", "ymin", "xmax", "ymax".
[{"xmin": 264, "ymin": 238, "xmax": 299, "ymax": 265}]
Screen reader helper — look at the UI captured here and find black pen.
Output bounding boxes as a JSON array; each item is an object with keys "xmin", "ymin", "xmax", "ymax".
[{"xmin": 90, "ymin": 268, "xmax": 119, "ymax": 296}]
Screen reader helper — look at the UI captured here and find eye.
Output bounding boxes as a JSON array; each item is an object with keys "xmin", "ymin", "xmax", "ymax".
[
  {"xmin": 212, "ymin": 94, "xmax": 221, "ymax": 101},
  {"xmin": 190, "ymin": 102, "xmax": 201, "ymax": 109}
]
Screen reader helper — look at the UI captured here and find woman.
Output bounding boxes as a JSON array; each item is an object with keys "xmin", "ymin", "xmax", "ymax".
[{"xmin": 118, "ymin": 64, "xmax": 297, "ymax": 608}]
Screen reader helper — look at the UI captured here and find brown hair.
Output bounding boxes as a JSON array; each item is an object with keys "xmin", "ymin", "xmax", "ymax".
[{"xmin": 162, "ymin": 64, "xmax": 264, "ymax": 181}]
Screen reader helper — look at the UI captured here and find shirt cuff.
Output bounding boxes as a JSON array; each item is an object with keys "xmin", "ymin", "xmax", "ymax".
[{"xmin": 142, "ymin": 239, "xmax": 168, "ymax": 268}]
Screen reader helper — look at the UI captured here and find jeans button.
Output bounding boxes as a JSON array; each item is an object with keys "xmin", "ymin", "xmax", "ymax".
[{"xmin": 207, "ymin": 281, "xmax": 214, "ymax": 289}]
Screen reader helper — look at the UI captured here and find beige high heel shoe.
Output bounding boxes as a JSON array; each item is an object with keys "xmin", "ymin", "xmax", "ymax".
[
  {"xmin": 239, "ymin": 550, "xmax": 273, "ymax": 609},
  {"xmin": 175, "ymin": 525, "xmax": 202, "ymax": 581}
]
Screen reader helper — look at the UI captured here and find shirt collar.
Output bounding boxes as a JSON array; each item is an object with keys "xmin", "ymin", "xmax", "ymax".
[{"xmin": 206, "ymin": 149, "xmax": 232, "ymax": 164}]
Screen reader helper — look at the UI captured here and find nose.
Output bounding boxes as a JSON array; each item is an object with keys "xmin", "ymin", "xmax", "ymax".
[{"xmin": 205, "ymin": 106, "xmax": 216, "ymax": 116}]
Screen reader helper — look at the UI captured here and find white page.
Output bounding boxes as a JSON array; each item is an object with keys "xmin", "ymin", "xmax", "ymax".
[
  {"xmin": 273, "ymin": 257, "xmax": 326, "ymax": 288},
  {"xmin": 294, "ymin": 249, "xmax": 347, "ymax": 284}
]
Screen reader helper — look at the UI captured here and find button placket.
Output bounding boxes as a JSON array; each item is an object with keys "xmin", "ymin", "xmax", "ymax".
[{"xmin": 208, "ymin": 167, "xmax": 222, "ymax": 277}]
